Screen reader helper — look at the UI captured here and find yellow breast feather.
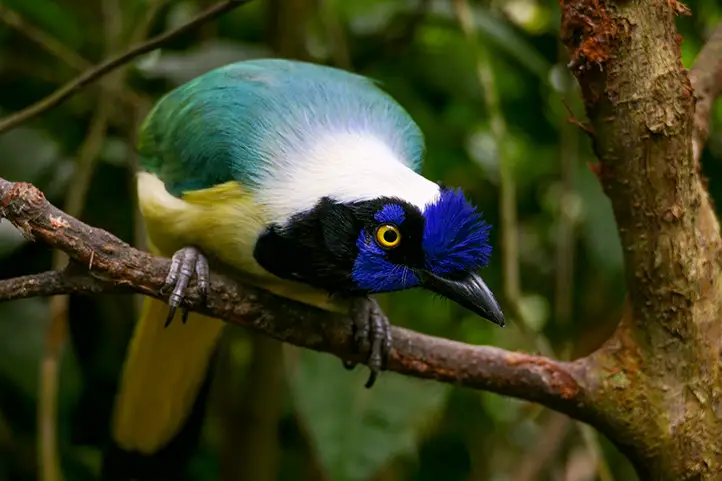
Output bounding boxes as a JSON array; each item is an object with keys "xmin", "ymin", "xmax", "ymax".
[{"xmin": 136, "ymin": 172, "xmax": 345, "ymax": 312}]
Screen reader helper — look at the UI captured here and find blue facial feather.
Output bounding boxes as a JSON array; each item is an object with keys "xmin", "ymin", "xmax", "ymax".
[
  {"xmin": 352, "ymin": 229, "xmax": 420, "ymax": 292},
  {"xmin": 352, "ymin": 189, "xmax": 492, "ymax": 293}
]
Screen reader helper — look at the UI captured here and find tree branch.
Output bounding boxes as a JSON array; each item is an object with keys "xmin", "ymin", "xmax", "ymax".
[
  {"xmin": 0, "ymin": 0, "xmax": 254, "ymax": 135},
  {"xmin": 560, "ymin": 1, "xmax": 722, "ymax": 476},
  {"xmin": 0, "ymin": 177, "xmax": 591, "ymax": 419},
  {"xmin": 689, "ymin": 22, "xmax": 722, "ymax": 164}
]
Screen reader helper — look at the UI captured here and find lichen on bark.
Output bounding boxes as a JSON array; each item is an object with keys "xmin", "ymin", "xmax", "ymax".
[{"xmin": 561, "ymin": 0, "xmax": 722, "ymax": 478}]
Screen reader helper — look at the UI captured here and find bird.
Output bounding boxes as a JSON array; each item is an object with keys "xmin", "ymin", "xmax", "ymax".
[{"xmin": 101, "ymin": 58, "xmax": 504, "ymax": 480}]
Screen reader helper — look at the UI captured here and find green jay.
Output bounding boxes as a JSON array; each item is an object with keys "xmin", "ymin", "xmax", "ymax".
[{"xmin": 102, "ymin": 58, "xmax": 504, "ymax": 479}]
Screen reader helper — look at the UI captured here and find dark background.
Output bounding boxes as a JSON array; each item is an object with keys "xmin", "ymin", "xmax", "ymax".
[{"xmin": 1, "ymin": 0, "xmax": 721, "ymax": 480}]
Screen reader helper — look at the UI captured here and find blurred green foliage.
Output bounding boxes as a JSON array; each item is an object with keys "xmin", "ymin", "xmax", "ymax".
[{"xmin": 1, "ymin": 0, "xmax": 721, "ymax": 480}]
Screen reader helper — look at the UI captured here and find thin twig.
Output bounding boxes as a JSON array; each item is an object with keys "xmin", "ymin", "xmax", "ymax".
[
  {"xmin": 0, "ymin": 0, "xmax": 254, "ymax": 135},
  {"xmin": 0, "ymin": 176, "xmax": 591, "ymax": 419},
  {"xmin": 562, "ymin": 97, "xmax": 594, "ymax": 136}
]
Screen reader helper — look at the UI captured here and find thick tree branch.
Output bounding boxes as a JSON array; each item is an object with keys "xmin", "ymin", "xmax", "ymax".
[
  {"xmin": 560, "ymin": 1, "xmax": 722, "ymax": 478},
  {"xmin": 689, "ymin": 22, "xmax": 722, "ymax": 164},
  {"xmin": 561, "ymin": 0, "xmax": 721, "ymax": 335},
  {"xmin": 0, "ymin": 177, "xmax": 591, "ymax": 419},
  {"xmin": 0, "ymin": 0, "xmax": 254, "ymax": 135}
]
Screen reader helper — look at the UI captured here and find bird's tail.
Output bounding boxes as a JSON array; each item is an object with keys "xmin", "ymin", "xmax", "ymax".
[{"xmin": 101, "ymin": 295, "xmax": 225, "ymax": 480}]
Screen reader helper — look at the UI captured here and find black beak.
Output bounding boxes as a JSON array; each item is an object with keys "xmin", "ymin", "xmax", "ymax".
[{"xmin": 418, "ymin": 271, "xmax": 505, "ymax": 327}]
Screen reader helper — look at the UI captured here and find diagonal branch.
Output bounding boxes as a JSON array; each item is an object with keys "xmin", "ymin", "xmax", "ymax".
[
  {"xmin": 0, "ymin": 177, "xmax": 592, "ymax": 420},
  {"xmin": 0, "ymin": 0, "xmax": 254, "ymax": 135}
]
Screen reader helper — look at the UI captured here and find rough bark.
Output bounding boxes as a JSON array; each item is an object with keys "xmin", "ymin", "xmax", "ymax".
[{"xmin": 561, "ymin": 0, "xmax": 722, "ymax": 478}]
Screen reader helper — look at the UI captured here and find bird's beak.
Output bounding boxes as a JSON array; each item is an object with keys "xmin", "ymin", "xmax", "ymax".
[{"xmin": 418, "ymin": 271, "xmax": 505, "ymax": 327}]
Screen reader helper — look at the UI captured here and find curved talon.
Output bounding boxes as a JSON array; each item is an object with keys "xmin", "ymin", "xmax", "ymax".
[
  {"xmin": 163, "ymin": 246, "xmax": 209, "ymax": 328},
  {"xmin": 349, "ymin": 297, "xmax": 391, "ymax": 388},
  {"xmin": 164, "ymin": 307, "xmax": 177, "ymax": 328}
]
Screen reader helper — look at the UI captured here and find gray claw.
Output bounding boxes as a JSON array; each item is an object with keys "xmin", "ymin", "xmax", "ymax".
[
  {"xmin": 163, "ymin": 246, "xmax": 209, "ymax": 328},
  {"xmin": 348, "ymin": 297, "xmax": 391, "ymax": 388}
]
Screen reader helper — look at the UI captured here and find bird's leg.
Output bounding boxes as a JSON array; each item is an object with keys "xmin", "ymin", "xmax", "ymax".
[
  {"xmin": 162, "ymin": 246, "xmax": 210, "ymax": 327},
  {"xmin": 344, "ymin": 297, "xmax": 392, "ymax": 388}
]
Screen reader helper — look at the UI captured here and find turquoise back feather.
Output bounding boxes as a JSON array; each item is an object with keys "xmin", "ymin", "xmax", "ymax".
[{"xmin": 138, "ymin": 59, "xmax": 425, "ymax": 196}]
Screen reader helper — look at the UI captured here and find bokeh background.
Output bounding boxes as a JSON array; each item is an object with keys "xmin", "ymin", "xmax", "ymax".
[{"xmin": 1, "ymin": 0, "xmax": 721, "ymax": 480}]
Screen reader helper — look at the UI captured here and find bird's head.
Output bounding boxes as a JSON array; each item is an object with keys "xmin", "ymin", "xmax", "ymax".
[{"xmin": 255, "ymin": 186, "xmax": 504, "ymax": 327}]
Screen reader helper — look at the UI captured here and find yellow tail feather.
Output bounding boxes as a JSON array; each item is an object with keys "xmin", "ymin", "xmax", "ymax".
[{"xmin": 111, "ymin": 296, "xmax": 225, "ymax": 454}]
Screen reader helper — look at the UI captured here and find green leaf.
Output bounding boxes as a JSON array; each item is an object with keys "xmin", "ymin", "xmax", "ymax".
[{"xmin": 289, "ymin": 348, "xmax": 449, "ymax": 481}]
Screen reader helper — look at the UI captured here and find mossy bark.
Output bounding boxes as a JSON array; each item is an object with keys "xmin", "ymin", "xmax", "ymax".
[{"xmin": 561, "ymin": 1, "xmax": 722, "ymax": 478}]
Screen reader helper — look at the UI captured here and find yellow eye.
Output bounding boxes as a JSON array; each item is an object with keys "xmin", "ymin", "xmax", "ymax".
[{"xmin": 375, "ymin": 224, "xmax": 402, "ymax": 249}]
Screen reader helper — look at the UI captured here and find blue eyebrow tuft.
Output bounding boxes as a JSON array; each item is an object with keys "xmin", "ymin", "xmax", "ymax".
[
  {"xmin": 422, "ymin": 188, "xmax": 492, "ymax": 276},
  {"xmin": 374, "ymin": 203, "xmax": 406, "ymax": 224}
]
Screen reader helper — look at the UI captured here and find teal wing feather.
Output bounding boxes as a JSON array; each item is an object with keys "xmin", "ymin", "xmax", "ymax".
[{"xmin": 137, "ymin": 59, "xmax": 426, "ymax": 197}]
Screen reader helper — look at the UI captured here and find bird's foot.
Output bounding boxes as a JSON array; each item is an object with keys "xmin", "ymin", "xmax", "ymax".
[
  {"xmin": 343, "ymin": 297, "xmax": 391, "ymax": 388},
  {"xmin": 162, "ymin": 246, "xmax": 209, "ymax": 327}
]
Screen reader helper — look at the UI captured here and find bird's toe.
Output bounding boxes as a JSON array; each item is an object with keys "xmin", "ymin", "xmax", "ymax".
[
  {"xmin": 163, "ymin": 246, "xmax": 209, "ymax": 327},
  {"xmin": 348, "ymin": 297, "xmax": 391, "ymax": 388}
]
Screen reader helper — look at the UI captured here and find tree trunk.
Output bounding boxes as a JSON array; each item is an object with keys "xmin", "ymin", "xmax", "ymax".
[{"xmin": 560, "ymin": 1, "xmax": 722, "ymax": 478}]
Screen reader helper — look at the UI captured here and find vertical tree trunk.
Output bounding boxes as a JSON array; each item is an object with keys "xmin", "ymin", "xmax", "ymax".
[{"xmin": 560, "ymin": 1, "xmax": 722, "ymax": 478}]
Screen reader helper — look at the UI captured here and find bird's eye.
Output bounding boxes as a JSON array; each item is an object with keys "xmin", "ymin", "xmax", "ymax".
[{"xmin": 375, "ymin": 224, "xmax": 401, "ymax": 249}]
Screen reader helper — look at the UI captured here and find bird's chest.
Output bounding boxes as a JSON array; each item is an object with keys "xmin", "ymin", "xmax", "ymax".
[{"xmin": 138, "ymin": 173, "xmax": 268, "ymax": 276}]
